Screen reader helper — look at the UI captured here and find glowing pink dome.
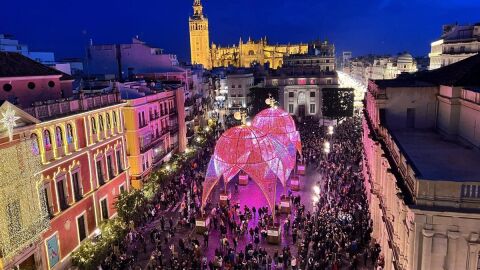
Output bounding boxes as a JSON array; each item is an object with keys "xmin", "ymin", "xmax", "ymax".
[
  {"xmin": 253, "ymin": 107, "xmax": 302, "ymax": 157},
  {"xmin": 211, "ymin": 125, "xmax": 290, "ymax": 184}
]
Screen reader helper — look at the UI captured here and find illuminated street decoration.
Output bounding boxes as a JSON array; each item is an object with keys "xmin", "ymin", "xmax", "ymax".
[
  {"xmin": 0, "ymin": 105, "xmax": 20, "ymax": 141},
  {"xmin": 0, "ymin": 141, "xmax": 49, "ymax": 260},
  {"xmin": 252, "ymin": 105, "xmax": 302, "ymax": 184},
  {"xmin": 201, "ymin": 125, "xmax": 289, "ymax": 213}
]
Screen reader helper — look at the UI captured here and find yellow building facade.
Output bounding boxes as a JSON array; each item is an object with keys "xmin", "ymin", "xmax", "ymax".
[{"xmin": 189, "ymin": 0, "xmax": 308, "ymax": 69}]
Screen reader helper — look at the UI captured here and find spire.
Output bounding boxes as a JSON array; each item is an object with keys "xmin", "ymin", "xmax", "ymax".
[{"xmin": 193, "ymin": 0, "xmax": 203, "ymax": 16}]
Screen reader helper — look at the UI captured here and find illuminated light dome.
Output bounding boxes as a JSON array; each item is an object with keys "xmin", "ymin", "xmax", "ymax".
[
  {"xmin": 201, "ymin": 124, "xmax": 290, "ymax": 209},
  {"xmin": 253, "ymin": 107, "xmax": 302, "ymax": 161}
]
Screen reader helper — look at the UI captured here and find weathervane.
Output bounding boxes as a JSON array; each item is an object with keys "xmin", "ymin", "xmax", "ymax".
[{"xmin": 0, "ymin": 105, "xmax": 20, "ymax": 141}]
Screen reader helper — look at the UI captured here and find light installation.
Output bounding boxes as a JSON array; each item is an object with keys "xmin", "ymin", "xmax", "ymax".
[
  {"xmin": 201, "ymin": 123, "xmax": 290, "ymax": 214},
  {"xmin": 0, "ymin": 105, "xmax": 20, "ymax": 141},
  {"xmin": 0, "ymin": 140, "xmax": 49, "ymax": 260},
  {"xmin": 252, "ymin": 98, "xmax": 302, "ymax": 184}
]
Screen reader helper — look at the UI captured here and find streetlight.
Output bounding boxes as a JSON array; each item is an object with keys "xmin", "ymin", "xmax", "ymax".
[
  {"xmin": 328, "ymin": 125, "xmax": 334, "ymax": 135},
  {"xmin": 323, "ymin": 141, "xmax": 330, "ymax": 149},
  {"xmin": 166, "ymin": 164, "xmax": 171, "ymax": 171},
  {"xmin": 313, "ymin": 185, "xmax": 320, "ymax": 195}
]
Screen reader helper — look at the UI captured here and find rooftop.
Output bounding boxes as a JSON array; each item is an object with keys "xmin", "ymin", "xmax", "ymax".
[
  {"xmin": 0, "ymin": 52, "xmax": 73, "ymax": 80},
  {"xmin": 374, "ymin": 53, "xmax": 480, "ymax": 88},
  {"xmin": 391, "ymin": 129, "xmax": 480, "ymax": 182}
]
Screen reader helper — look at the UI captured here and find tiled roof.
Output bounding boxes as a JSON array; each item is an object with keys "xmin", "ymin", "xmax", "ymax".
[{"xmin": 0, "ymin": 52, "xmax": 73, "ymax": 80}]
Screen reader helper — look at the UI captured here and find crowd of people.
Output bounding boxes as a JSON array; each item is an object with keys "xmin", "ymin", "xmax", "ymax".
[
  {"xmin": 298, "ymin": 117, "xmax": 382, "ymax": 269},
  {"xmin": 98, "ymin": 115, "xmax": 382, "ymax": 269}
]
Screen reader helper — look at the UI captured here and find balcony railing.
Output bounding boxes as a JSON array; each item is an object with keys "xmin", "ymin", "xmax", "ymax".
[
  {"xmin": 140, "ymin": 135, "xmax": 165, "ymax": 153},
  {"xmin": 26, "ymin": 93, "xmax": 121, "ymax": 121}
]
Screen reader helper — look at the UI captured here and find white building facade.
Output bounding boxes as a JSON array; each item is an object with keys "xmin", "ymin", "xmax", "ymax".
[
  {"xmin": 429, "ymin": 23, "xmax": 480, "ymax": 70},
  {"xmin": 226, "ymin": 73, "xmax": 254, "ymax": 109},
  {"xmin": 363, "ymin": 54, "xmax": 480, "ymax": 270}
]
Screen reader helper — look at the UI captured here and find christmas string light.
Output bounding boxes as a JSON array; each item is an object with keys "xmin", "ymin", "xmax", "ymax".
[{"xmin": 0, "ymin": 140, "xmax": 49, "ymax": 260}]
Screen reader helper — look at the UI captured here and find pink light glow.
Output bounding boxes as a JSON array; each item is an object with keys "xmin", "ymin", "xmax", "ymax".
[{"xmin": 252, "ymin": 107, "xmax": 302, "ymax": 164}]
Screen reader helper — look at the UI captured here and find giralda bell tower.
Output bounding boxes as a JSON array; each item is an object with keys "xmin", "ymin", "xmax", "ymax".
[{"xmin": 189, "ymin": 0, "xmax": 211, "ymax": 69}]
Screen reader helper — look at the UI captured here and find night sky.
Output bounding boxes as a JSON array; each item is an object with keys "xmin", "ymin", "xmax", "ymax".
[{"xmin": 2, "ymin": 0, "xmax": 479, "ymax": 61}]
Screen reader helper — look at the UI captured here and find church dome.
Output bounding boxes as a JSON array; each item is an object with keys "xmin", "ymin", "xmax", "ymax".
[{"xmin": 397, "ymin": 52, "xmax": 414, "ymax": 64}]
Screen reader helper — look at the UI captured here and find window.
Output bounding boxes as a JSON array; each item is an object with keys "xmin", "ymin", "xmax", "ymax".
[
  {"xmin": 288, "ymin": 104, "xmax": 294, "ymax": 113},
  {"xmin": 98, "ymin": 115, "xmax": 104, "ymax": 132},
  {"xmin": 72, "ymin": 171, "xmax": 82, "ymax": 202},
  {"xmin": 231, "ymin": 85, "xmax": 235, "ymax": 88},
  {"xmin": 119, "ymin": 184, "xmax": 125, "ymax": 193},
  {"xmin": 238, "ymin": 85, "xmax": 241, "ymax": 88},
  {"xmin": 44, "ymin": 129, "xmax": 52, "ymax": 151},
  {"xmin": 77, "ymin": 215, "xmax": 87, "ymax": 242},
  {"xmin": 96, "ymin": 160, "xmax": 105, "ymax": 186},
  {"xmin": 43, "ymin": 186, "xmax": 53, "ymax": 217},
  {"xmin": 327, "ymin": 79, "xmax": 332, "ymax": 84},
  {"xmin": 310, "ymin": 104, "xmax": 316, "ymax": 114},
  {"xmin": 7, "ymin": 200, "xmax": 21, "ymax": 237},
  {"xmin": 106, "ymin": 113, "xmax": 112, "ymax": 129},
  {"xmin": 56, "ymin": 178, "xmax": 68, "ymax": 211},
  {"xmin": 55, "ymin": 127, "xmax": 63, "ymax": 147},
  {"xmin": 288, "ymin": 92, "xmax": 294, "ymax": 98},
  {"xmin": 3, "ymin": 83, "xmax": 12, "ymax": 92},
  {"xmin": 107, "ymin": 155, "xmax": 115, "ymax": 179},
  {"xmin": 100, "ymin": 198, "xmax": 109, "ymax": 220},
  {"xmin": 31, "ymin": 133, "xmax": 40, "ymax": 155},
  {"xmin": 116, "ymin": 150, "xmax": 123, "ymax": 172},
  {"xmin": 27, "ymin": 82, "xmax": 36, "ymax": 90},
  {"xmin": 48, "ymin": 81, "xmax": 55, "ymax": 88},
  {"xmin": 310, "ymin": 92, "xmax": 316, "ymax": 98},
  {"xmin": 91, "ymin": 118, "xmax": 97, "ymax": 134},
  {"xmin": 112, "ymin": 111, "xmax": 117, "ymax": 127},
  {"xmin": 66, "ymin": 124, "xmax": 74, "ymax": 144}
]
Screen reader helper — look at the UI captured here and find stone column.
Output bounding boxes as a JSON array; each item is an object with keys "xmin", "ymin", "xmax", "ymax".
[
  {"xmin": 408, "ymin": 222, "xmax": 417, "ymax": 270},
  {"xmin": 447, "ymin": 231, "xmax": 459, "ymax": 270},
  {"xmin": 421, "ymin": 229, "xmax": 434, "ymax": 270}
]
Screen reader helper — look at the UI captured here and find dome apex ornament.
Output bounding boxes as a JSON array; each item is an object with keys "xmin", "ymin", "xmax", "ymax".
[{"xmin": 265, "ymin": 94, "xmax": 277, "ymax": 108}]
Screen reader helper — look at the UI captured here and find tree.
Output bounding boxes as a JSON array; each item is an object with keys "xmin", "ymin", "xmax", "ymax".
[
  {"xmin": 322, "ymin": 88, "xmax": 354, "ymax": 121},
  {"xmin": 247, "ymin": 87, "xmax": 279, "ymax": 116}
]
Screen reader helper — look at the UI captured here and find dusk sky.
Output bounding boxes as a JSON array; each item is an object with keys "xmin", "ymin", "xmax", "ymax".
[{"xmin": 2, "ymin": 0, "xmax": 479, "ymax": 61}]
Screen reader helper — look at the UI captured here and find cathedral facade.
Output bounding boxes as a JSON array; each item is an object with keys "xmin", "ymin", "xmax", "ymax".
[{"xmin": 189, "ymin": 0, "xmax": 308, "ymax": 69}]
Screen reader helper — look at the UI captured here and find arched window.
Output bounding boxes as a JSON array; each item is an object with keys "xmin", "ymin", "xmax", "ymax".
[
  {"xmin": 91, "ymin": 117, "xmax": 97, "ymax": 134},
  {"xmin": 106, "ymin": 113, "xmax": 111, "ymax": 129},
  {"xmin": 31, "ymin": 133, "xmax": 40, "ymax": 155},
  {"xmin": 55, "ymin": 126, "xmax": 63, "ymax": 147},
  {"xmin": 248, "ymin": 50, "xmax": 255, "ymax": 56},
  {"xmin": 66, "ymin": 124, "xmax": 74, "ymax": 144},
  {"xmin": 112, "ymin": 111, "xmax": 117, "ymax": 127},
  {"xmin": 99, "ymin": 115, "xmax": 104, "ymax": 131},
  {"xmin": 44, "ymin": 129, "xmax": 52, "ymax": 151}
]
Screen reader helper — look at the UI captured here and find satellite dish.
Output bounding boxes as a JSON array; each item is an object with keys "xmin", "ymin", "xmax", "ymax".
[{"xmin": 234, "ymin": 111, "xmax": 242, "ymax": 120}]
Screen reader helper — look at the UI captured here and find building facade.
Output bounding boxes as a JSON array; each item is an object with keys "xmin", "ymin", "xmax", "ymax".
[
  {"xmin": 0, "ymin": 52, "xmax": 129, "ymax": 269},
  {"xmin": 0, "ymin": 34, "xmax": 55, "ymax": 66},
  {"xmin": 363, "ymin": 54, "xmax": 480, "ymax": 270},
  {"xmin": 347, "ymin": 53, "xmax": 417, "ymax": 86},
  {"xmin": 87, "ymin": 37, "xmax": 179, "ymax": 80},
  {"xmin": 225, "ymin": 73, "xmax": 254, "ymax": 109},
  {"xmin": 120, "ymin": 82, "xmax": 186, "ymax": 188},
  {"xmin": 188, "ymin": 0, "xmax": 308, "ymax": 69},
  {"xmin": 429, "ymin": 23, "xmax": 480, "ymax": 70},
  {"xmin": 266, "ymin": 69, "xmax": 338, "ymax": 119}
]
